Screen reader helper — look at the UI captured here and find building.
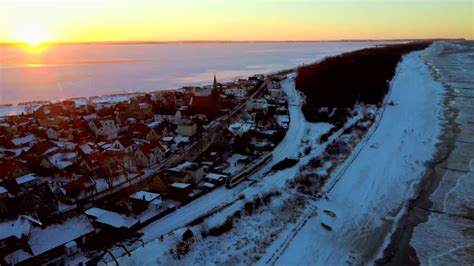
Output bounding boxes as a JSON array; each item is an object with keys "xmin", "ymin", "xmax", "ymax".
[
  {"xmin": 164, "ymin": 161, "xmax": 204, "ymax": 184},
  {"xmin": 110, "ymin": 136, "xmax": 135, "ymax": 153},
  {"xmin": 188, "ymin": 75, "xmax": 221, "ymax": 115},
  {"xmin": 135, "ymin": 141, "xmax": 167, "ymax": 168},
  {"xmin": 176, "ymin": 119, "xmax": 197, "ymax": 136},
  {"xmin": 88, "ymin": 119, "xmax": 119, "ymax": 139}
]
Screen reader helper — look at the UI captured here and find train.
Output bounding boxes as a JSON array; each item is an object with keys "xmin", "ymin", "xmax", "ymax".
[{"xmin": 226, "ymin": 153, "xmax": 273, "ymax": 188}]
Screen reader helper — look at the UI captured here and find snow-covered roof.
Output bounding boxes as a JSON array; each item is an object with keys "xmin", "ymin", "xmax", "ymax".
[
  {"xmin": 169, "ymin": 161, "xmax": 199, "ymax": 173},
  {"xmin": 174, "ymin": 135, "xmax": 190, "ymax": 144},
  {"xmin": 79, "ymin": 144, "xmax": 93, "ymax": 155},
  {"xmin": 229, "ymin": 122, "xmax": 253, "ymax": 135},
  {"xmin": 276, "ymin": 115, "xmax": 289, "ymax": 124},
  {"xmin": 11, "ymin": 134, "xmax": 37, "ymax": 146},
  {"xmin": 82, "ymin": 113, "xmax": 97, "ymax": 121},
  {"xmin": 52, "ymin": 141, "xmax": 76, "ymax": 150},
  {"xmin": 170, "ymin": 182, "xmax": 191, "ymax": 189},
  {"xmin": 48, "ymin": 152, "xmax": 77, "ymax": 169},
  {"xmin": 3, "ymin": 249, "xmax": 32, "ymax": 264},
  {"xmin": 202, "ymin": 182, "xmax": 215, "ymax": 188},
  {"xmin": 129, "ymin": 191, "xmax": 161, "ymax": 202},
  {"xmin": 149, "ymin": 198, "xmax": 163, "ymax": 207},
  {"xmin": 205, "ymin": 173, "xmax": 227, "ymax": 181},
  {"xmin": 148, "ymin": 121, "xmax": 161, "ymax": 129},
  {"xmin": 161, "ymin": 136, "xmax": 174, "ymax": 142},
  {"xmin": 28, "ymin": 215, "xmax": 94, "ymax": 256},
  {"xmin": 0, "ymin": 217, "xmax": 30, "ymax": 241},
  {"xmin": 85, "ymin": 207, "xmax": 138, "ymax": 229},
  {"xmin": 85, "ymin": 207, "xmax": 106, "ymax": 218},
  {"xmin": 15, "ymin": 174, "xmax": 37, "ymax": 185}
]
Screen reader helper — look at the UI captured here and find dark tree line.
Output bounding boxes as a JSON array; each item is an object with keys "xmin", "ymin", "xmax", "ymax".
[{"xmin": 295, "ymin": 42, "xmax": 431, "ymax": 122}]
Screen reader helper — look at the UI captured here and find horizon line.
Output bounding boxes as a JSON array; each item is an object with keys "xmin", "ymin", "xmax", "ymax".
[{"xmin": 0, "ymin": 38, "xmax": 467, "ymax": 46}]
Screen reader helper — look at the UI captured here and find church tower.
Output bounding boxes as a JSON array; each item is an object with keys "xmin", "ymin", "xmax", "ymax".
[
  {"xmin": 213, "ymin": 74, "xmax": 218, "ymax": 91},
  {"xmin": 211, "ymin": 74, "xmax": 221, "ymax": 113}
]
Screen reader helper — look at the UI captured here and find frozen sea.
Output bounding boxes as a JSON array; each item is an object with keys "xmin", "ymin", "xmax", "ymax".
[
  {"xmin": 0, "ymin": 41, "xmax": 393, "ymax": 115},
  {"xmin": 411, "ymin": 40, "xmax": 474, "ymax": 265}
]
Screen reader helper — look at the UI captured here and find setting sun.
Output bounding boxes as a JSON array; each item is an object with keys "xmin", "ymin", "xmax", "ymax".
[{"xmin": 10, "ymin": 24, "xmax": 52, "ymax": 46}]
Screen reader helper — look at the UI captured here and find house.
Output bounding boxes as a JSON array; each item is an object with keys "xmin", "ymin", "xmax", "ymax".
[
  {"xmin": 42, "ymin": 152, "xmax": 78, "ymax": 170},
  {"xmin": 85, "ymin": 207, "xmax": 139, "ymax": 230},
  {"xmin": 97, "ymin": 150, "xmax": 137, "ymax": 176},
  {"xmin": 88, "ymin": 118, "xmax": 119, "ymax": 139},
  {"xmin": 77, "ymin": 142, "xmax": 98, "ymax": 156},
  {"xmin": 276, "ymin": 115, "xmax": 289, "ymax": 129},
  {"xmin": 255, "ymin": 112, "xmax": 278, "ymax": 130},
  {"xmin": 15, "ymin": 174, "xmax": 38, "ymax": 189},
  {"xmin": 246, "ymin": 99, "xmax": 268, "ymax": 112},
  {"xmin": 0, "ymin": 159, "xmax": 31, "ymax": 180},
  {"xmin": 79, "ymin": 154, "xmax": 101, "ymax": 174},
  {"xmin": 8, "ymin": 215, "xmax": 95, "ymax": 265},
  {"xmin": 129, "ymin": 191, "xmax": 161, "ymax": 213},
  {"xmin": 199, "ymin": 181, "xmax": 216, "ymax": 191},
  {"xmin": 168, "ymin": 182, "xmax": 192, "ymax": 202},
  {"xmin": 110, "ymin": 136, "xmax": 135, "ymax": 153},
  {"xmin": 164, "ymin": 161, "xmax": 204, "ymax": 184},
  {"xmin": 46, "ymin": 128, "xmax": 59, "ymax": 140},
  {"xmin": 0, "ymin": 217, "xmax": 31, "ymax": 262},
  {"xmin": 135, "ymin": 141, "xmax": 167, "ymax": 168},
  {"xmin": 142, "ymin": 170, "xmax": 167, "ymax": 192},
  {"xmin": 11, "ymin": 134, "xmax": 38, "ymax": 147},
  {"xmin": 228, "ymin": 121, "xmax": 254, "ymax": 137},
  {"xmin": 204, "ymin": 173, "xmax": 229, "ymax": 185},
  {"xmin": 62, "ymin": 176, "xmax": 96, "ymax": 201},
  {"xmin": 176, "ymin": 119, "xmax": 197, "ymax": 136},
  {"xmin": 57, "ymin": 129, "xmax": 75, "ymax": 142},
  {"xmin": 223, "ymin": 86, "xmax": 246, "ymax": 98},
  {"xmin": 127, "ymin": 124, "xmax": 161, "ymax": 141}
]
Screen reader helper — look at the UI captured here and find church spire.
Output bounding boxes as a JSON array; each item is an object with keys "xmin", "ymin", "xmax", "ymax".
[{"xmin": 213, "ymin": 74, "xmax": 217, "ymax": 91}]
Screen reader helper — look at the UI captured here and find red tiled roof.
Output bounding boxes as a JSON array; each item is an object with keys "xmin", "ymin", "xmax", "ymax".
[
  {"xmin": 0, "ymin": 159, "xmax": 29, "ymax": 179},
  {"xmin": 127, "ymin": 124, "xmax": 151, "ymax": 136},
  {"xmin": 115, "ymin": 136, "xmax": 134, "ymax": 148},
  {"xmin": 140, "ymin": 141, "xmax": 165, "ymax": 155}
]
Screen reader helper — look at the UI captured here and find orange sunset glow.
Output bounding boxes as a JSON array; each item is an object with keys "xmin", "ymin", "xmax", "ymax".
[{"xmin": 0, "ymin": 0, "xmax": 472, "ymax": 44}]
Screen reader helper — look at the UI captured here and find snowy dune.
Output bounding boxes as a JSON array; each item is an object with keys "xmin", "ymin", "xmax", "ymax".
[{"xmin": 275, "ymin": 48, "xmax": 444, "ymax": 265}]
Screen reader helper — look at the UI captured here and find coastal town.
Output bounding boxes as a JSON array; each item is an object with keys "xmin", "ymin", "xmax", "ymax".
[{"xmin": 0, "ymin": 73, "xmax": 291, "ymax": 265}]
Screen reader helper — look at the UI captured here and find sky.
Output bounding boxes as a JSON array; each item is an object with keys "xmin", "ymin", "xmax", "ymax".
[{"xmin": 0, "ymin": 0, "xmax": 472, "ymax": 43}]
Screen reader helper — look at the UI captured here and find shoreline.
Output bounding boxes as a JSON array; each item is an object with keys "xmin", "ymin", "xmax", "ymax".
[
  {"xmin": 377, "ymin": 44, "xmax": 462, "ymax": 265},
  {"xmin": 0, "ymin": 67, "xmax": 294, "ymax": 117},
  {"xmin": 0, "ymin": 41, "xmax": 404, "ymax": 109}
]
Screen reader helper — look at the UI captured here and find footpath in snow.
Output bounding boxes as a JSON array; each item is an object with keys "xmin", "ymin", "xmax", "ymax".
[{"xmin": 274, "ymin": 49, "xmax": 444, "ymax": 265}]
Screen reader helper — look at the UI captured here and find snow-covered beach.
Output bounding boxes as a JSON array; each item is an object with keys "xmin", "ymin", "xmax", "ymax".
[
  {"xmin": 273, "ymin": 46, "xmax": 445, "ymax": 265},
  {"xmin": 388, "ymin": 41, "xmax": 474, "ymax": 265}
]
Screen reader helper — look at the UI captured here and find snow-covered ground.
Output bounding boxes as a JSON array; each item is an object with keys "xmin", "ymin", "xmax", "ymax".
[{"xmin": 273, "ymin": 49, "xmax": 444, "ymax": 265}]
